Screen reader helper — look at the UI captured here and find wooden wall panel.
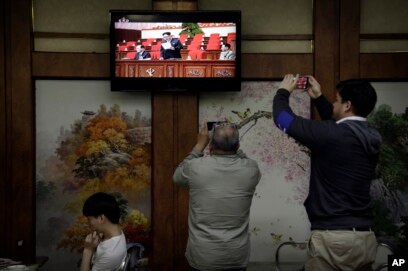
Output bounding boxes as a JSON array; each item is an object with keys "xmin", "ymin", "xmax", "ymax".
[
  {"xmin": 313, "ymin": 0, "xmax": 340, "ymax": 102},
  {"xmin": 3, "ymin": 0, "xmax": 35, "ymax": 263},
  {"xmin": 174, "ymin": 94, "xmax": 197, "ymax": 271},
  {"xmin": 150, "ymin": 2, "xmax": 198, "ymax": 270},
  {"xmin": 32, "ymin": 52, "xmax": 110, "ymax": 78},
  {"xmin": 153, "ymin": 0, "xmax": 197, "ymax": 10},
  {"xmin": 2, "ymin": 0, "xmax": 408, "ymax": 268},
  {"xmin": 32, "ymin": 52, "xmax": 314, "ymax": 79},
  {"xmin": 242, "ymin": 53, "xmax": 313, "ymax": 79},
  {"xmin": 360, "ymin": 53, "xmax": 408, "ymax": 80},
  {"xmin": 151, "ymin": 93, "xmax": 197, "ymax": 271},
  {"xmin": 151, "ymin": 94, "xmax": 176, "ymax": 270},
  {"xmin": 0, "ymin": 0, "xmax": 8, "ymax": 257},
  {"xmin": 339, "ymin": 0, "xmax": 360, "ymax": 80}
]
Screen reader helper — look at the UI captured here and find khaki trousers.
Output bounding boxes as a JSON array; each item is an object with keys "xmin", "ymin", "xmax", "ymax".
[{"xmin": 304, "ymin": 229, "xmax": 377, "ymax": 271}]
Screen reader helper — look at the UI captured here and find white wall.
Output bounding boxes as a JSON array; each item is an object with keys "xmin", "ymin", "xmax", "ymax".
[{"xmin": 372, "ymin": 82, "xmax": 408, "ymax": 114}]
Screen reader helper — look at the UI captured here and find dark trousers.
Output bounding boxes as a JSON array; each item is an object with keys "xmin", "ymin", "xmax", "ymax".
[{"xmin": 191, "ymin": 267, "xmax": 246, "ymax": 271}]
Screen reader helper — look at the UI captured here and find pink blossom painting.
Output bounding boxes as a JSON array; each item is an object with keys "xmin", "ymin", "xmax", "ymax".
[{"xmin": 199, "ymin": 81, "xmax": 311, "ymax": 261}]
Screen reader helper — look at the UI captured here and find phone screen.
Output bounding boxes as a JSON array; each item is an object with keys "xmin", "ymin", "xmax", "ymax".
[
  {"xmin": 296, "ymin": 76, "xmax": 309, "ymax": 89},
  {"xmin": 207, "ymin": 121, "xmax": 227, "ymax": 130},
  {"xmin": 207, "ymin": 122, "xmax": 216, "ymax": 130}
]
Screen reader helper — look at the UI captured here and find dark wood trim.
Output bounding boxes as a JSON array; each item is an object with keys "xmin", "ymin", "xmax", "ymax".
[
  {"xmin": 4, "ymin": 0, "xmax": 408, "ymax": 268},
  {"xmin": 6, "ymin": 0, "xmax": 35, "ymax": 263},
  {"xmin": 33, "ymin": 32, "xmax": 314, "ymax": 41},
  {"xmin": 174, "ymin": 94, "xmax": 197, "ymax": 270},
  {"xmin": 0, "ymin": 0, "xmax": 8, "ymax": 257},
  {"xmin": 313, "ymin": 0, "xmax": 340, "ymax": 103},
  {"xmin": 33, "ymin": 52, "xmax": 313, "ymax": 79},
  {"xmin": 150, "ymin": 93, "xmax": 197, "ymax": 271},
  {"xmin": 242, "ymin": 53, "xmax": 313, "ymax": 79},
  {"xmin": 151, "ymin": 94, "xmax": 176, "ymax": 271},
  {"xmin": 242, "ymin": 34, "xmax": 313, "ymax": 41},
  {"xmin": 360, "ymin": 53, "xmax": 408, "ymax": 80},
  {"xmin": 153, "ymin": 0, "xmax": 197, "ymax": 10},
  {"xmin": 32, "ymin": 52, "xmax": 110, "ymax": 78},
  {"xmin": 33, "ymin": 32, "xmax": 408, "ymax": 42},
  {"xmin": 34, "ymin": 32, "xmax": 108, "ymax": 39},
  {"xmin": 33, "ymin": 32, "xmax": 408, "ymax": 41},
  {"xmin": 339, "ymin": 0, "xmax": 360, "ymax": 80},
  {"xmin": 151, "ymin": 94, "xmax": 176, "ymax": 270},
  {"xmin": 360, "ymin": 33, "xmax": 408, "ymax": 40},
  {"xmin": 150, "ymin": 2, "xmax": 197, "ymax": 271}
]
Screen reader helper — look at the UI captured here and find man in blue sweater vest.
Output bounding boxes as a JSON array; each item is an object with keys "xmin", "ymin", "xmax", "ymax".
[{"xmin": 273, "ymin": 74, "xmax": 382, "ymax": 271}]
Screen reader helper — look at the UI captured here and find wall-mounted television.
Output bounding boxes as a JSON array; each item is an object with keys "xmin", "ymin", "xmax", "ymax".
[{"xmin": 109, "ymin": 10, "xmax": 241, "ymax": 92}]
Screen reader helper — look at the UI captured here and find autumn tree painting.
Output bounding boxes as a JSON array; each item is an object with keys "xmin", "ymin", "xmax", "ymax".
[{"xmin": 36, "ymin": 102, "xmax": 151, "ymax": 268}]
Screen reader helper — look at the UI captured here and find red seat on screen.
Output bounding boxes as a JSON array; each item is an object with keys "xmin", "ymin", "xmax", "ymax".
[
  {"xmin": 188, "ymin": 50, "xmax": 207, "ymax": 60},
  {"xmin": 187, "ymin": 42, "xmax": 200, "ymax": 50},
  {"xmin": 206, "ymin": 42, "xmax": 220, "ymax": 50},
  {"xmin": 150, "ymin": 41, "xmax": 162, "ymax": 59},
  {"xmin": 208, "ymin": 33, "xmax": 220, "ymax": 44},
  {"xmin": 227, "ymin": 32, "xmax": 236, "ymax": 44},
  {"xmin": 179, "ymin": 34, "xmax": 188, "ymax": 44},
  {"xmin": 142, "ymin": 38, "xmax": 155, "ymax": 46},
  {"xmin": 191, "ymin": 34, "xmax": 204, "ymax": 45},
  {"xmin": 150, "ymin": 51, "xmax": 160, "ymax": 59},
  {"xmin": 124, "ymin": 52, "xmax": 136, "ymax": 59},
  {"xmin": 118, "ymin": 45, "xmax": 128, "ymax": 51}
]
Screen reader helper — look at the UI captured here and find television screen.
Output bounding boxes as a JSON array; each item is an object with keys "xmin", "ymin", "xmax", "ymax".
[{"xmin": 110, "ymin": 10, "xmax": 241, "ymax": 92}]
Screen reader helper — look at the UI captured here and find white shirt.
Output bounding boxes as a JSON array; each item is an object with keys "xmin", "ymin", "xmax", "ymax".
[
  {"xmin": 219, "ymin": 50, "xmax": 236, "ymax": 60},
  {"xmin": 336, "ymin": 116, "xmax": 366, "ymax": 124},
  {"xmin": 219, "ymin": 51, "xmax": 228, "ymax": 60},
  {"xmin": 91, "ymin": 232, "xmax": 127, "ymax": 271}
]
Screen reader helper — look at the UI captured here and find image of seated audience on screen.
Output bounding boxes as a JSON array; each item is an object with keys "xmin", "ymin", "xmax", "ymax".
[{"xmin": 114, "ymin": 21, "xmax": 237, "ymax": 78}]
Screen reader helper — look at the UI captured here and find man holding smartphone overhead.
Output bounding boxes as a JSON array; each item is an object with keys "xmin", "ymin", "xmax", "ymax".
[
  {"xmin": 173, "ymin": 122, "xmax": 261, "ymax": 271},
  {"xmin": 273, "ymin": 74, "xmax": 382, "ymax": 271}
]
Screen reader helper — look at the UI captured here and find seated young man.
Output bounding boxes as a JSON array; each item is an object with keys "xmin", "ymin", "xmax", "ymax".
[{"xmin": 80, "ymin": 192, "xmax": 127, "ymax": 271}]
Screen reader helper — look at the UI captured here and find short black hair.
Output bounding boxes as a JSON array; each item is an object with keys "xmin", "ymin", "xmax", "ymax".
[
  {"xmin": 224, "ymin": 43, "xmax": 231, "ymax": 49},
  {"xmin": 163, "ymin": 32, "xmax": 171, "ymax": 36},
  {"xmin": 82, "ymin": 192, "xmax": 120, "ymax": 224},
  {"xmin": 336, "ymin": 79, "xmax": 377, "ymax": 117}
]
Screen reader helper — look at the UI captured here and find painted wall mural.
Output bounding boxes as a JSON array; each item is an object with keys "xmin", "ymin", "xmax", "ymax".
[
  {"xmin": 368, "ymin": 82, "xmax": 408, "ymax": 255},
  {"xmin": 199, "ymin": 81, "xmax": 312, "ymax": 262},
  {"xmin": 199, "ymin": 81, "xmax": 408, "ymax": 263},
  {"xmin": 35, "ymin": 81, "xmax": 151, "ymax": 271},
  {"xmin": 34, "ymin": 80, "xmax": 407, "ymax": 268}
]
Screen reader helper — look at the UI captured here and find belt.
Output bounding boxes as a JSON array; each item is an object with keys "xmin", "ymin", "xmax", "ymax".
[{"xmin": 312, "ymin": 227, "xmax": 371, "ymax": 231}]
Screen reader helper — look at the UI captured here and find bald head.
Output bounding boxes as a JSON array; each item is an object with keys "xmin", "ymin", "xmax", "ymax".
[{"xmin": 210, "ymin": 125, "xmax": 239, "ymax": 154}]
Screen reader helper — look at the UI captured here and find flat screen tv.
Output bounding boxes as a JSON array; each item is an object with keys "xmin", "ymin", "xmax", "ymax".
[{"xmin": 110, "ymin": 10, "xmax": 241, "ymax": 92}]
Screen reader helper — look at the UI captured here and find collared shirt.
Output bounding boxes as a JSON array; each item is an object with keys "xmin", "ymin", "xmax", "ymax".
[
  {"xmin": 336, "ymin": 116, "xmax": 367, "ymax": 124},
  {"xmin": 173, "ymin": 148, "xmax": 261, "ymax": 271}
]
